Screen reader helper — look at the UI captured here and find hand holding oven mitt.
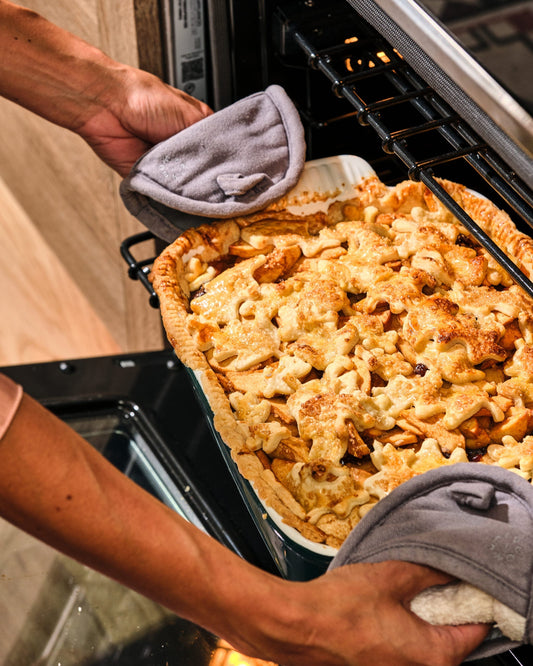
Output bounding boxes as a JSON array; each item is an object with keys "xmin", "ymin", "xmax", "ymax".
[
  {"xmin": 329, "ymin": 463, "xmax": 533, "ymax": 661},
  {"xmin": 120, "ymin": 85, "xmax": 306, "ymax": 242}
]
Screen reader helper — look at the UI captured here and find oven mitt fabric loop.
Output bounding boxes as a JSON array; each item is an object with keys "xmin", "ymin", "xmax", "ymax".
[
  {"xmin": 328, "ymin": 463, "xmax": 533, "ymax": 660},
  {"xmin": 119, "ymin": 84, "xmax": 306, "ymax": 242}
]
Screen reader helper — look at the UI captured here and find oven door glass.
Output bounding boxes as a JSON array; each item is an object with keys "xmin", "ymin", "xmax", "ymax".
[{"xmin": 0, "ymin": 403, "xmax": 219, "ymax": 666}]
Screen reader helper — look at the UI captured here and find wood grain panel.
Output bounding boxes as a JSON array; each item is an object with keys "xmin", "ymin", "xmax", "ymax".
[
  {"xmin": 0, "ymin": 0, "xmax": 165, "ymax": 361},
  {"xmin": 0, "ymin": 176, "xmax": 122, "ymax": 365},
  {"xmin": 133, "ymin": 0, "xmax": 166, "ymax": 79}
]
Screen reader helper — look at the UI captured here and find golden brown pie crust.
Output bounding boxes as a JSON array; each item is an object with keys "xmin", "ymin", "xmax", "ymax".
[{"xmin": 151, "ymin": 175, "xmax": 533, "ymax": 549}]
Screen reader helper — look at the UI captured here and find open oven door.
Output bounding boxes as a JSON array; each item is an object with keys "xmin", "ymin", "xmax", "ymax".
[{"xmin": 0, "ymin": 351, "xmax": 279, "ymax": 666}]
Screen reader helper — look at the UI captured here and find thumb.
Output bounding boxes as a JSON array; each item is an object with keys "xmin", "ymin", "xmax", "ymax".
[{"xmin": 433, "ymin": 622, "xmax": 491, "ymax": 663}]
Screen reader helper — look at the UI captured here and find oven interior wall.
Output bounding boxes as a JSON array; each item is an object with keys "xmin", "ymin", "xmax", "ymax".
[{"xmin": 206, "ymin": 0, "xmax": 501, "ymax": 187}]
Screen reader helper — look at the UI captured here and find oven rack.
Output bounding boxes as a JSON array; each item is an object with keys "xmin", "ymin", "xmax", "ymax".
[
  {"xmin": 274, "ymin": 0, "xmax": 533, "ymax": 299},
  {"xmin": 120, "ymin": 231, "xmax": 160, "ymax": 308},
  {"xmin": 122, "ymin": 0, "xmax": 533, "ymax": 303}
]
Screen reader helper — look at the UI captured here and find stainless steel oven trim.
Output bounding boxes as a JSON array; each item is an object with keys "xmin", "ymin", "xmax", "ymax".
[
  {"xmin": 346, "ymin": 0, "xmax": 533, "ymax": 188},
  {"xmin": 373, "ymin": 0, "xmax": 533, "ymax": 154}
]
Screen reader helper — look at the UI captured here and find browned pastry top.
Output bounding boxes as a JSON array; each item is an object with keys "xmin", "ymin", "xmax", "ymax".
[{"xmin": 151, "ymin": 175, "xmax": 533, "ymax": 549}]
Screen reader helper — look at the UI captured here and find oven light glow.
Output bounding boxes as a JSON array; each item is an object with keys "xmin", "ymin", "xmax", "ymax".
[
  {"xmin": 210, "ymin": 640, "xmax": 278, "ymax": 666},
  {"xmin": 376, "ymin": 51, "xmax": 390, "ymax": 63},
  {"xmin": 345, "ymin": 58, "xmax": 354, "ymax": 72},
  {"xmin": 228, "ymin": 654, "xmax": 256, "ymax": 666},
  {"xmin": 344, "ymin": 36, "xmax": 358, "ymax": 44}
]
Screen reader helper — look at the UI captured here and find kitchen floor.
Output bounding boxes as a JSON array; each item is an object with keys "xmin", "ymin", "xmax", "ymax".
[{"xmin": 0, "ymin": 176, "xmax": 121, "ymax": 367}]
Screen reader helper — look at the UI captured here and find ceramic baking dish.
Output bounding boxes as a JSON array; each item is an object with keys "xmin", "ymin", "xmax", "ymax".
[{"xmin": 186, "ymin": 155, "xmax": 377, "ymax": 581}]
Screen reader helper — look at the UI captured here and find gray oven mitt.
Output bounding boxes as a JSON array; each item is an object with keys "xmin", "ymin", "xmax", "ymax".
[
  {"xmin": 120, "ymin": 84, "xmax": 306, "ymax": 242},
  {"xmin": 329, "ymin": 463, "xmax": 533, "ymax": 660}
]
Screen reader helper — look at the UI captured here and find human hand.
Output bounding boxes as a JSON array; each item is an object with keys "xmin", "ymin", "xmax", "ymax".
[
  {"xmin": 229, "ymin": 561, "xmax": 489, "ymax": 666},
  {"xmin": 0, "ymin": 1, "xmax": 212, "ymax": 176},
  {"xmin": 77, "ymin": 65, "xmax": 212, "ymax": 177}
]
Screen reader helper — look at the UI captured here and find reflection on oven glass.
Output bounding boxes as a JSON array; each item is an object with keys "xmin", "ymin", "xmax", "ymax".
[
  {"xmin": 0, "ymin": 515, "xmax": 222, "ymax": 665},
  {"xmin": 418, "ymin": 0, "xmax": 533, "ymax": 113},
  {"xmin": 210, "ymin": 640, "xmax": 277, "ymax": 666},
  {"xmin": 0, "ymin": 409, "xmax": 219, "ymax": 665}
]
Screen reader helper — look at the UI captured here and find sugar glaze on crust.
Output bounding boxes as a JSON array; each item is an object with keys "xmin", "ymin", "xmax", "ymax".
[{"xmin": 151, "ymin": 176, "xmax": 533, "ymax": 549}]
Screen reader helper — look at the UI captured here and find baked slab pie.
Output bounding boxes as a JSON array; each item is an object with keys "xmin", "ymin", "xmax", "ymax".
[{"xmin": 151, "ymin": 159, "xmax": 533, "ymax": 550}]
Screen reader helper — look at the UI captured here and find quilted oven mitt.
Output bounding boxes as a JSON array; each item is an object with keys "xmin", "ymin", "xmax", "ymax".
[
  {"xmin": 120, "ymin": 85, "xmax": 306, "ymax": 242},
  {"xmin": 329, "ymin": 463, "xmax": 533, "ymax": 660}
]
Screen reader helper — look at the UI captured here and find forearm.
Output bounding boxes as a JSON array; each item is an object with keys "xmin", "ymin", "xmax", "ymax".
[
  {"xmin": 0, "ymin": 0, "xmax": 211, "ymax": 175},
  {"xmin": 0, "ymin": 392, "xmax": 285, "ymax": 648},
  {"xmin": 0, "ymin": 389, "xmax": 489, "ymax": 664},
  {"xmin": 0, "ymin": 0, "xmax": 125, "ymax": 131}
]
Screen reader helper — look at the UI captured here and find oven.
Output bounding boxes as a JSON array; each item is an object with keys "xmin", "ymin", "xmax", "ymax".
[
  {"xmin": 2, "ymin": 1, "xmax": 533, "ymax": 664},
  {"xmin": 0, "ymin": 352, "xmax": 280, "ymax": 665},
  {"xmin": 126, "ymin": 1, "xmax": 533, "ymax": 663},
  {"xmin": 146, "ymin": 0, "xmax": 533, "ymax": 294}
]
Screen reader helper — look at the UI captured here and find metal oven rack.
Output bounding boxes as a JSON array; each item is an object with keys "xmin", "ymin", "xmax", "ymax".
[
  {"xmin": 122, "ymin": 0, "xmax": 533, "ymax": 301},
  {"xmin": 121, "ymin": 231, "xmax": 160, "ymax": 307}
]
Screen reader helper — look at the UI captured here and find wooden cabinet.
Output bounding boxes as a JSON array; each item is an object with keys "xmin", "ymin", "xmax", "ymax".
[{"xmin": 0, "ymin": 0, "xmax": 167, "ymax": 365}]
